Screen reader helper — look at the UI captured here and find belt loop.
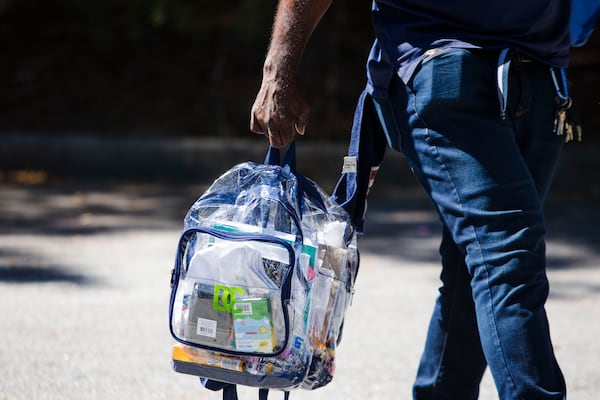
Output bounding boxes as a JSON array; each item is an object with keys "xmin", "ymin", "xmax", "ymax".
[{"xmin": 496, "ymin": 48, "xmax": 514, "ymax": 120}]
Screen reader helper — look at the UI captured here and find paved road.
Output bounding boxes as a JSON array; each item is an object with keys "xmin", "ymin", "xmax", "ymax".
[{"xmin": 1, "ymin": 181, "xmax": 599, "ymax": 400}]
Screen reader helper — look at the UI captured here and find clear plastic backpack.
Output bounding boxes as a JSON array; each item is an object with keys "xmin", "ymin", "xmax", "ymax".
[{"xmin": 169, "ymin": 144, "xmax": 359, "ymax": 397}]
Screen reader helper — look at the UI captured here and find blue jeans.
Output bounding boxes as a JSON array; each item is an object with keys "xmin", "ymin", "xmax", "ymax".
[{"xmin": 374, "ymin": 48, "xmax": 566, "ymax": 400}]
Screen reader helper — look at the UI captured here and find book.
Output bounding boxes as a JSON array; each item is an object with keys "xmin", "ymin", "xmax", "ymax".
[{"xmin": 233, "ymin": 297, "xmax": 276, "ymax": 353}]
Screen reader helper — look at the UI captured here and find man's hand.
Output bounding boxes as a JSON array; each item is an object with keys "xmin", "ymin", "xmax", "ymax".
[
  {"xmin": 250, "ymin": 73, "xmax": 309, "ymax": 149},
  {"xmin": 250, "ymin": 0, "xmax": 332, "ymax": 148}
]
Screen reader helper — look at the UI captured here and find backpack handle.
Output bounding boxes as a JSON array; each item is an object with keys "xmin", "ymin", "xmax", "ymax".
[
  {"xmin": 264, "ymin": 141, "xmax": 297, "ymax": 171},
  {"xmin": 264, "ymin": 141, "xmax": 329, "ymax": 215}
]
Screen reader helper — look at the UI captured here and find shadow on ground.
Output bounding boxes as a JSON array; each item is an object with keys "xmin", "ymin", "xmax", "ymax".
[
  {"xmin": 1, "ymin": 181, "xmax": 598, "ymax": 282},
  {"xmin": 0, "ymin": 182, "xmax": 203, "ymax": 236},
  {"xmin": 359, "ymin": 193, "xmax": 600, "ymax": 271},
  {"xmin": 0, "ymin": 248, "xmax": 97, "ymax": 285}
]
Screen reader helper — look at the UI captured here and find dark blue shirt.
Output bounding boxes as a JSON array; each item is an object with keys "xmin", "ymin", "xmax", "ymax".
[{"xmin": 367, "ymin": 0, "xmax": 571, "ymax": 97}]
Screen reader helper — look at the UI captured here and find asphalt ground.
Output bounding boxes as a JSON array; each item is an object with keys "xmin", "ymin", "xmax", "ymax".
[
  {"xmin": 1, "ymin": 174, "xmax": 599, "ymax": 400},
  {"xmin": 1, "ymin": 133, "xmax": 600, "ymax": 399}
]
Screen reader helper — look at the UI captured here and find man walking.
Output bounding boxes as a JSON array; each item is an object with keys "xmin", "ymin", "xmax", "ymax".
[{"xmin": 250, "ymin": 1, "xmax": 572, "ymax": 399}]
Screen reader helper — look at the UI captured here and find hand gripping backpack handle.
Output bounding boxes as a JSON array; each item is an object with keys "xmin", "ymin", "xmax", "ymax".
[{"xmin": 265, "ymin": 141, "xmax": 297, "ymax": 171}]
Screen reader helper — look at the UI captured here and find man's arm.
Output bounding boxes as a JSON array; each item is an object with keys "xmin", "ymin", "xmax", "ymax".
[{"xmin": 250, "ymin": 0, "xmax": 333, "ymax": 148}]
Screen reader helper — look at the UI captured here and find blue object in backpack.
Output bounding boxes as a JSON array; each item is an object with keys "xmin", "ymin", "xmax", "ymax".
[{"xmin": 570, "ymin": 0, "xmax": 600, "ymax": 46}]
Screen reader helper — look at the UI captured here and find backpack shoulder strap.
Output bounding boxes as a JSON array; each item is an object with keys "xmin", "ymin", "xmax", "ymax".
[
  {"xmin": 201, "ymin": 380, "xmax": 290, "ymax": 400},
  {"xmin": 223, "ymin": 384, "xmax": 239, "ymax": 400},
  {"xmin": 200, "ymin": 379, "xmax": 238, "ymax": 400},
  {"xmin": 258, "ymin": 389, "xmax": 290, "ymax": 400},
  {"xmin": 332, "ymin": 89, "xmax": 387, "ymax": 232}
]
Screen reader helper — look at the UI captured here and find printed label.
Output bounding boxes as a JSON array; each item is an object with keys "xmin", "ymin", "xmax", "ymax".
[
  {"xmin": 207, "ymin": 353, "xmax": 243, "ymax": 371},
  {"xmin": 235, "ymin": 302, "xmax": 253, "ymax": 315},
  {"xmin": 342, "ymin": 156, "xmax": 357, "ymax": 174},
  {"xmin": 218, "ymin": 357, "xmax": 243, "ymax": 371},
  {"xmin": 196, "ymin": 317, "xmax": 217, "ymax": 338}
]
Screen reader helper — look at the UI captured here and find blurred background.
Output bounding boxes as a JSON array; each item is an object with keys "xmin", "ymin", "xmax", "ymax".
[
  {"xmin": 0, "ymin": 0, "xmax": 369, "ymax": 137},
  {"xmin": 0, "ymin": 0, "xmax": 598, "ymax": 190}
]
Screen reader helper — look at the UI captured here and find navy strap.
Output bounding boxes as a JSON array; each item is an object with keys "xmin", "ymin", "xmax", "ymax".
[
  {"xmin": 264, "ymin": 141, "xmax": 327, "ymax": 214},
  {"xmin": 201, "ymin": 380, "xmax": 289, "ymax": 400},
  {"xmin": 265, "ymin": 142, "xmax": 297, "ymax": 171},
  {"xmin": 201, "ymin": 378, "xmax": 230, "ymax": 391},
  {"xmin": 332, "ymin": 89, "xmax": 387, "ymax": 232},
  {"xmin": 200, "ymin": 379, "xmax": 238, "ymax": 400},
  {"xmin": 259, "ymin": 388, "xmax": 269, "ymax": 400},
  {"xmin": 258, "ymin": 389, "xmax": 290, "ymax": 400},
  {"xmin": 223, "ymin": 384, "xmax": 239, "ymax": 400}
]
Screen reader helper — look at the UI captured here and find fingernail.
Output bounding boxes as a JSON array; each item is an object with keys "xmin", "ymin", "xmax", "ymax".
[{"xmin": 294, "ymin": 122, "xmax": 305, "ymax": 135}]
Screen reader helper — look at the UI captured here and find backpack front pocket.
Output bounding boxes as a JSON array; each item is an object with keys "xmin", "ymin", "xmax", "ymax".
[{"xmin": 170, "ymin": 227, "xmax": 296, "ymax": 357}]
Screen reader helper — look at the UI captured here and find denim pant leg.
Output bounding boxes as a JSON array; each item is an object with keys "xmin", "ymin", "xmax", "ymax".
[
  {"xmin": 413, "ymin": 226, "xmax": 488, "ymax": 400},
  {"xmin": 384, "ymin": 48, "xmax": 566, "ymax": 400}
]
